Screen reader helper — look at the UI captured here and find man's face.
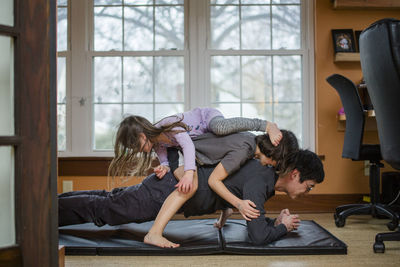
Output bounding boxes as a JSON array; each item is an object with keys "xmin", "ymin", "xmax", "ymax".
[
  {"xmin": 254, "ymin": 146, "xmax": 277, "ymax": 166},
  {"xmin": 286, "ymin": 170, "xmax": 316, "ymax": 199}
]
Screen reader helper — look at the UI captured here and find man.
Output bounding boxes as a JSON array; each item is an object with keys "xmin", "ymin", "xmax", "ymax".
[{"xmin": 58, "ymin": 146, "xmax": 324, "ymax": 247}]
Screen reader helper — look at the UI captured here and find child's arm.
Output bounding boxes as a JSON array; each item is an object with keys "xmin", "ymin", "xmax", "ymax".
[
  {"xmin": 172, "ymin": 130, "xmax": 197, "ymax": 194},
  {"xmin": 153, "ymin": 145, "xmax": 170, "ymax": 179},
  {"xmin": 209, "ymin": 117, "xmax": 282, "ymax": 146},
  {"xmin": 208, "ymin": 163, "xmax": 260, "ymax": 220}
]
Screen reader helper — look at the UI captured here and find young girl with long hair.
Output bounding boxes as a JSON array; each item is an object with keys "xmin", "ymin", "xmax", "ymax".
[{"xmin": 108, "ymin": 107, "xmax": 282, "ymax": 193}]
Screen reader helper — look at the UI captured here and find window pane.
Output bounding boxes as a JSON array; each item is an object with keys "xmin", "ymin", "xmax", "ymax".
[
  {"xmin": 272, "ymin": 0, "xmax": 300, "ymax": 3},
  {"xmin": 273, "ymin": 55, "xmax": 301, "ymax": 102},
  {"xmin": 58, "ymin": 104, "xmax": 66, "ymax": 151},
  {"xmin": 272, "ymin": 4, "xmax": 300, "ymax": 49},
  {"xmin": 125, "ymin": 0, "xmax": 152, "ymax": 5},
  {"xmin": 0, "ymin": 146, "xmax": 15, "ymax": 247},
  {"xmin": 94, "ymin": 7, "xmax": 123, "ymax": 51},
  {"xmin": 241, "ymin": 6, "xmax": 270, "ymax": 49},
  {"xmin": 155, "ymin": 104, "xmax": 184, "ymax": 121},
  {"xmin": 211, "ymin": 0, "xmax": 239, "ymax": 4},
  {"xmin": 242, "ymin": 0, "xmax": 270, "ymax": 3},
  {"xmin": 0, "ymin": 36, "xmax": 14, "ymax": 135},
  {"xmin": 210, "ymin": 5, "xmax": 239, "ymax": 49},
  {"xmin": 242, "ymin": 56, "xmax": 272, "ymax": 102},
  {"xmin": 155, "ymin": 0, "xmax": 184, "ymax": 4},
  {"xmin": 124, "ymin": 104, "xmax": 154, "ymax": 123},
  {"xmin": 123, "ymin": 57, "xmax": 153, "ymax": 102},
  {"xmin": 124, "ymin": 6, "xmax": 153, "ymax": 51},
  {"xmin": 58, "ymin": 0, "xmax": 68, "ymax": 5},
  {"xmin": 94, "ymin": 57, "xmax": 122, "ymax": 103},
  {"xmin": 154, "ymin": 57, "xmax": 184, "ymax": 102},
  {"xmin": 94, "ymin": 0, "xmax": 122, "ymax": 6},
  {"xmin": 243, "ymin": 103, "xmax": 273, "ymax": 121},
  {"xmin": 274, "ymin": 103, "xmax": 302, "ymax": 144},
  {"xmin": 0, "ymin": 0, "xmax": 13, "ymax": 26},
  {"xmin": 57, "ymin": 57, "xmax": 66, "ymax": 104},
  {"xmin": 155, "ymin": 5, "xmax": 184, "ymax": 50},
  {"xmin": 94, "ymin": 104, "xmax": 122, "ymax": 149},
  {"xmin": 211, "ymin": 56, "xmax": 240, "ymax": 102},
  {"xmin": 211, "ymin": 103, "xmax": 240, "ymax": 118},
  {"xmin": 57, "ymin": 6, "xmax": 68, "ymax": 52}
]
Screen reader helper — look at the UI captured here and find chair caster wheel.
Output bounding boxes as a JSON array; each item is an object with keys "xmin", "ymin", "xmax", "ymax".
[
  {"xmin": 373, "ymin": 241, "xmax": 385, "ymax": 253},
  {"xmin": 387, "ymin": 221, "xmax": 398, "ymax": 231},
  {"xmin": 334, "ymin": 214, "xmax": 345, "ymax": 227}
]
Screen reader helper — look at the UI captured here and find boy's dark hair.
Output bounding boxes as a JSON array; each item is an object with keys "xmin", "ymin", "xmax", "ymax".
[
  {"xmin": 255, "ymin": 129, "xmax": 299, "ymax": 172},
  {"xmin": 284, "ymin": 149, "xmax": 325, "ymax": 183}
]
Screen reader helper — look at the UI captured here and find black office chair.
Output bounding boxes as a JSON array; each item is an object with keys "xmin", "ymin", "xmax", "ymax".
[
  {"xmin": 326, "ymin": 74, "xmax": 398, "ymax": 231},
  {"xmin": 360, "ymin": 18, "xmax": 400, "ymax": 253}
]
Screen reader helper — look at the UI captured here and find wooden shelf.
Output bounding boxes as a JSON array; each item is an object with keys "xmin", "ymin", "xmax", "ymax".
[
  {"xmin": 333, "ymin": 0, "xmax": 400, "ymax": 9},
  {"xmin": 337, "ymin": 110, "xmax": 376, "ymax": 131},
  {"xmin": 334, "ymin": 52, "xmax": 360, "ymax": 62}
]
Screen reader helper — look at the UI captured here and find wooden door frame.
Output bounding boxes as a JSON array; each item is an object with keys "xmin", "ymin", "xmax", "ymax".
[{"xmin": 0, "ymin": 0, "xmax": 58, "ymax": 266}]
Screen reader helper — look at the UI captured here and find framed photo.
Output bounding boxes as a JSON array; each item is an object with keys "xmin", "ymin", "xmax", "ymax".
[
  {"xmin": 355, "ymin": 30, "xmax": 362, "ymax": 52},
  {"xmin": 331, "ymin": 29, "xmax": 356, "ymax": 53}
]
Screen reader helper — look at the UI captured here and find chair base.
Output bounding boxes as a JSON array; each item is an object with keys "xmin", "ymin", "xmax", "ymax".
[
  {"xmin": 373, "ymin": 228, "xmax": 400, "ymax": 253},
  {"xmin": 334, "ymin": 203, "xmax": 399, "ymax": 230}
]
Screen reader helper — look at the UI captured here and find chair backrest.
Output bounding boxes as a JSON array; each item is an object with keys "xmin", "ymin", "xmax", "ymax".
[
  {"xmin": 326, "ymin": 74, "xmax": 365, "ymax": 160},
  {"xmin": 360, "ymin": 18, "xmax": 400, "ymax": 170}
]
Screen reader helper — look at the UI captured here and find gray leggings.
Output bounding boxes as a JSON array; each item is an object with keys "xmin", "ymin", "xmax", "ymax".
[{"xmin": 209, "ymin": 116, "xmax": 268, "ymax": 136}]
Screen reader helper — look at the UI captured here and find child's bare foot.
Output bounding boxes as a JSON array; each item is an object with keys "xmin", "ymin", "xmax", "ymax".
[
  {"xmin": 266, "ymin": 122, "xmax": 282, "ymax": 146},
  {"xmin": 144, "ymin": 232, "xmax": 180, "ymax": 248},
  {"xmin": 214, "ymin": 208, "xmax": 233, "ymax": 229}
]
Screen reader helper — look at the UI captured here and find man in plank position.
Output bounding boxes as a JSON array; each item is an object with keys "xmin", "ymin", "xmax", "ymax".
[{"xmin": 59, "ymin": 134, "xmax": 324, "ymax": 247}]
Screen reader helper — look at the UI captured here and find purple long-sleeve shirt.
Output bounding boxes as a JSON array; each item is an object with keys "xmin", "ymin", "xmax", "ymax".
[{"xmin": 154, "ymin": 107, "xmax": 223, "ymax": 171}]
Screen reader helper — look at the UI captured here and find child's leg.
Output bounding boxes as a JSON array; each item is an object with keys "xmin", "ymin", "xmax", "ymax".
[
  {"xmin": 214, "ymin": 208, "xmax": 233, "ymax": 229},
  {"xmin": 208, "ymin": 116, "xmax": 267, "ymax": 135},
  {"xmin": 144, "ymin": 166, "xmax": 198, "ymax": 248}
]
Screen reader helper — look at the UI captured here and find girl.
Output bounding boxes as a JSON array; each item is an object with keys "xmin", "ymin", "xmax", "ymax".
[{"xmin": 108, "ymin": 107, "xmax": 282, "ymax": 193}]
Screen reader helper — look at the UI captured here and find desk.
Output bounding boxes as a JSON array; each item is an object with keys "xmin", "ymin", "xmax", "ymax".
[{"xmin": 337, "ymin": 110, "xmax": 377, "ymax": 131}]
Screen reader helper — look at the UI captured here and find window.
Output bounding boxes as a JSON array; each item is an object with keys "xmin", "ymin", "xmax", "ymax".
[{"xmin": 57, "ymin": 0, "xmax": 314, "ymax": 156}]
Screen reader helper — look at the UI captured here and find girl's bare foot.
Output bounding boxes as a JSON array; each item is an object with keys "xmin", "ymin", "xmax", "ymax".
[
  {"xmin": 144, "ymin": 232, "xmax": 180, "ymax": 248},
  {"xmin": 214, "ymin": 208, "xmax": 233, "ymax": 229},
  {"xmin": 266, "ymin": 122, "xmax": 282, "ymax": 146}
]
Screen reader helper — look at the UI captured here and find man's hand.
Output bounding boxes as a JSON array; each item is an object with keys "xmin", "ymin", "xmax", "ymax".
[
  {"xmin": 154, "ymin": 165, "xmax": 170, "ymax": 179},
  {"xmin": 275, "ymin": 208, "xmax": 291, "ymax": 226},
  {"xmin": 281, "ymin": 214, "xmax": 301, "ymax": 232},
  {"xmin": 237, "ymin": 199, "xmax": 260, "ymax": 221},
  {"xmin": 175, "ymin": 170, "xmax": 194, "ymax": 193}
]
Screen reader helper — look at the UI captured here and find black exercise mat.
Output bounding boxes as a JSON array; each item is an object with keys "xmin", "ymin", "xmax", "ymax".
[
  {"xmin": 59, "ymin": 219, "xmax": 347, "ymax": 255},
  {"xmin": 221, "ymin": 219, "xmax": 347, "ymax": 255},
  {"xmin": 59, "ymin": 219, "xmax": 221, "ymax": 256}
]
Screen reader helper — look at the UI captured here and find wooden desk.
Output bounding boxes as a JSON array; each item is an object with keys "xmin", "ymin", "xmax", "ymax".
[{"xmin": 337, "ymin": 110, "xmax": 377, "ymax": 131}]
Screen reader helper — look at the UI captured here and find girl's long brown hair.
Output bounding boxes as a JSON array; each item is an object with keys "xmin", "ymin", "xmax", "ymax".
[{"xmin": 108, "ymin": 115, "xmax": 189, "ymax": 187}]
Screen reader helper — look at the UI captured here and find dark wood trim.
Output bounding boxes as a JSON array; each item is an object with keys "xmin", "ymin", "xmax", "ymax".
[
  {"xmin": 0, "ymin": 136, "xmax": 22, "ymax": 146},
  {"xmin": 0, "ymin": 25, "xmax": 19, "ymax": 37},
  {"xmin": 262, "ymin": 194, "xmax": 365, "ymax": 213},
  {"xmin": 17, "ymin": 0, "xmax": 58, "ymax": 266},
  {"xmin": 59, "ymin": 157, "xmax": 113, "ymax": 176},
  {"xmin": 0, "ymin": 246, "xmax": 22, "ymax": 267}
]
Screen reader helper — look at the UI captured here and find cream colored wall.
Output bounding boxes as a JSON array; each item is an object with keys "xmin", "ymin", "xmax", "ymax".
[{"xmin": 314, "ymin": 0, "xmax": 399, "ymax": 194}]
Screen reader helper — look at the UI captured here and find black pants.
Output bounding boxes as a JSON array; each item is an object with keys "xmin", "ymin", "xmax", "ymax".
[{"xmin": 58, "ymin": 173, "xmax": 177, "ymax": 227}]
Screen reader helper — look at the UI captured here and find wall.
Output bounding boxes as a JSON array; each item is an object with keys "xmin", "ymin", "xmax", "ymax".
[{"xmin": 314, "ymin": 0, "xmax": 399, "ymax": 194}]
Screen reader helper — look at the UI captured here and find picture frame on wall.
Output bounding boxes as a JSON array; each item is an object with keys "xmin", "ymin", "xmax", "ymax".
[{"xmin": 331, "ymin": 29, "xmax": 356, "ymax": 53}]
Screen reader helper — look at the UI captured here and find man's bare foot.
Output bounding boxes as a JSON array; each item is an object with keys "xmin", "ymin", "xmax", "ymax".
[
  {"xmin": 214, "ymin": 208, "xmax": 233, "ymax": 229},
  {"xmin": 266, "ymin": 122, "xmax": 282, "ymax": 146},
  {"xmin": 144, "ymin": 232, "xmax": 180, "ymax": 248}
]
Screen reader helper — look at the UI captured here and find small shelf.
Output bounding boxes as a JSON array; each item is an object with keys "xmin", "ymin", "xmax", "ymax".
[
  {"xmin": 333, "ymin": 0, "xmax": 400, "ymax": 9},
  {"xmin": 334, "ymin": 52, "xmax": 360, "ymax": 62}
]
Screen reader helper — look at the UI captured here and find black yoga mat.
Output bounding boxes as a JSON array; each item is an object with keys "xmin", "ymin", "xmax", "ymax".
[{"xmin": 59, "ymin": 219, "xmax": 347, "ymax": 256}]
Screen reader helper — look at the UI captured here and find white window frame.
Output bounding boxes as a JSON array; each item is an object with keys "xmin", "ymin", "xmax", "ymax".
[{"xmin": 58, "ymin": 0, "xmax": 314, "ymax": 157}]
